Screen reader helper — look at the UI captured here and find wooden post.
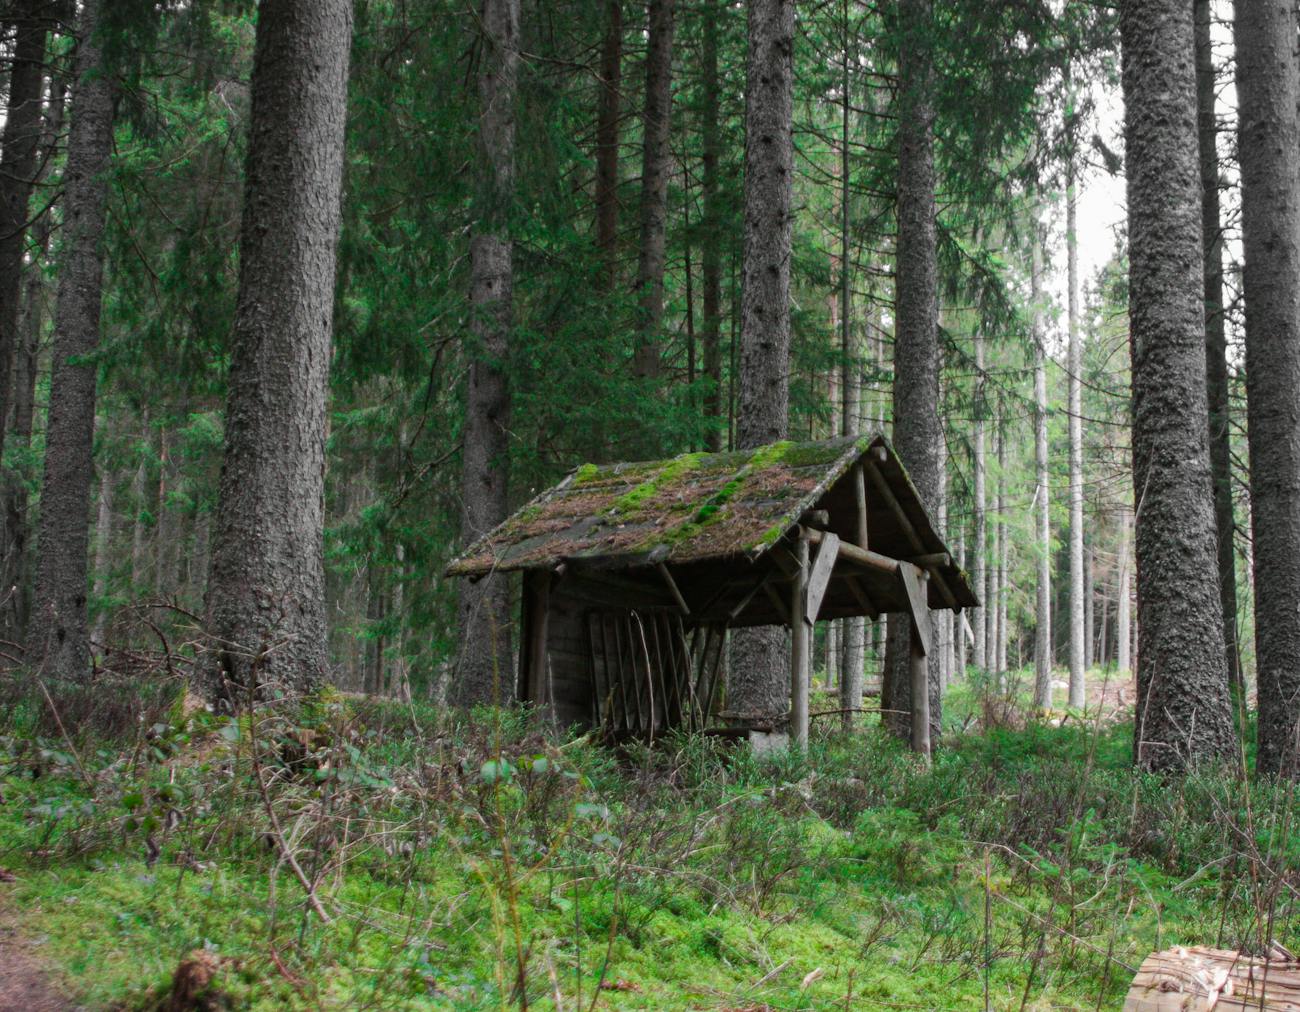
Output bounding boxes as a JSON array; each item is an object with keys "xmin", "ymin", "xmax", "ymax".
[
  {"xmin": 528, "ymin": 572, "xmax": 553, "ymax": 707},
  {"xmin": 903, "ymin": 564, "xmax": 931, "ymax": 762},
  {"xmin": 790, "ymin": 531, "xmax": 811, "ymax": 750},
  {"xmin": 853, "ymin": 462, "xmax": 869, "ymax": 549}
]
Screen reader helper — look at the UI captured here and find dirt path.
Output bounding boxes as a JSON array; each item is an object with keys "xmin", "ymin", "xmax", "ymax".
[{"xmin": 0, "ymin": 895, "xmax": 76, "ymax": 1011}]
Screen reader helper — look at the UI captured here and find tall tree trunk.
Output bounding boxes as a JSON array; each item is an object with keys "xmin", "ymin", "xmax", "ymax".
[
  {"xmin": 1121, "ymin": 0, "xmax": 1236, "ymax": 771},
  {"xmin": 595, "ymin": 0, "xmax": 622, "ymax": 293},
  {"xmin": 972, "ymin": 337, "xmax": 986, "ymax": 671},
  {"xmin": 993, "ymin": 403, "xmax": 1007, "ymax": 679},
  {"xmin": 0, "ymin": 0, "xmax": 48, "ymax": 469},
  {"xmin": 1235, "ymin": 0, "xmax": 1300, "ymax": 776},
  {"xmin": 451, "ymin": 0, "xmax": 519, "ymax": 707},
  {"xmin": 883, "ymin": 0, "xmax": 941, "ymax": 746},
  {"xmin": 1195, "ymin": 0, "xmax": 1241, "ymax": 694},
  {"xmin": 984, "ymin": 390, "xmax": 998, "ymax": 676},
  {"xmin": 91, "ymin": 454, "xmax": 113, "ymax": 646},
  {"xmin": 2, "ymin": 73, "xmax": 64, "ymax": 647},
  {"xmin": 26, "ymin": 0, "xmax": 114, "ymax": 682},
  {"xmin": 1084, "ymin": 543, "xmax": 1095, "ymax": 669},
  {"xmin": 202, "ymin": 0, "xmax": 353, "ymax": 708},
  {"xmin": 631, "ymin": 0, "xmax": 675, "ymax": 379},
  {"xmin": 1117, "ymin": 506, "xmax": 1132, "ymax": 673},
  {"xmin": 1067, "ymin": 160, "xmax": 1086, "ymax": 709},
  {"xmin": 130, "ymin": 447, "xmax": 148, "ymax": 596},
  {"xmin": 1032, "ymin": 225, "xmax": 1053, "ymax": 710},
  {"xmin": 700, "ymin": 0, "xmax": 724, "ymax": 451},
  {"xmin": 955, "ymin": 528, "xmax": 967, "ymax": 676},
  {"xmin": 838, "ymin": 28, "xmax": 865, "ymax": 713},
  {"xmin": 154, "ymin": 427, "xmax": 180, "ymax": 599},
  {"xmin": 728, "ymin": 0, "xmax": 794, "ymax": 728}
]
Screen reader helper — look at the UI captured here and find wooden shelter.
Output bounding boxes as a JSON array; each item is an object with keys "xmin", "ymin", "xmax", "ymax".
[{"xmin": 446, "ymin": 435, "xmax": 976, "ymax": 750}]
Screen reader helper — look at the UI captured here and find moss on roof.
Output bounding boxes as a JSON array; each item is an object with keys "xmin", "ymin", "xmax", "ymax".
[{"xmin": 446, "ymin": 436, "xmax": 877, "ymax": 576}]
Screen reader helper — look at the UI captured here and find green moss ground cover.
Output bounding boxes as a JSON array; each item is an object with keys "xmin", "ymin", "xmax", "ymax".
[{"xmin": 0, "ymin": 675, "xmax": 1295, "ymax": 1010}]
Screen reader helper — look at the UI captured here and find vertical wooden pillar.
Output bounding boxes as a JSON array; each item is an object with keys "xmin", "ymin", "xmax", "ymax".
[
  {"xmin": 527, "ymin": 571, "xmax": 553, "ymax": 707},
  {"xmin": 901, "ymin": 563, "xmax": 932, "ymax": 762},
  {"xmin": 790, "ymin": 532, "xmax": 811, "ymax": 749}
]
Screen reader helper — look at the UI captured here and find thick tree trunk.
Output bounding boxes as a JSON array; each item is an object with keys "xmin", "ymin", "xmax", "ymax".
[
  {"xmin": 839, "ymin": 70, "xmax": 865, "ymax": 716},
  {"xmin": 26, "ymin": 0, "xmax": 114, "ymax": 682},
  {"xmin": 1067, "ymin": 165, "xmax": 1086, "ymax": 709},
  {"xmin": 1121, "ymin": 0, "xmax": 1236, "ymax": 771},
  {"xmin": 728, "ymin": 0, "xmax": 794, "ymax": 727},
  {"xmin": 632, "ymin": 0, "xmax": 675, "ymax": 379},
  {"xmin": 0, "ymin": 0, "xmax": 48, "ymax": 470},
  {"xmin": 2, "ymin": 75, "xmax": 64, "ymax": 648},
  {"xmin": 203, "ymin": 0, "xmax": 352, "ymax": 707},
  {"xmin": 1195, "ymin": 0, "xmax": 1241, "ymax": 695},
  {"xmin": 701, "ymin": 0, "xmax": 724, "ymax": 451},
  {"xmin": 883, "ymin": 0, "xmax": 941, "ymax": 745},
  {"xmin": 972, "ymin": 337, "xmax": 986, "ymax": 672},
  {"xmin": 1235, "ymin": 0, "xmax": 1300, "ymax": 776},
  {"xmin": 594, "ymin": 0, "xmax": 622, "ymax": 293},
  {"xmin": 452, "ymin": 0, "xmax": 520, "ymax": 708},
  {"xmin": 1032, "ymin": 227, "xmax": 1052, "ymax": 710}
]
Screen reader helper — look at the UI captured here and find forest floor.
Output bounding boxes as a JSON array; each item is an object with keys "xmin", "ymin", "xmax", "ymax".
[
  {"xmin": 0, "ymin": 899, "xmax": 73, "ymax": 1011},
  {"xmin": 0, "ymin": 667, "xmax": 1293, "ymax": 1011}
]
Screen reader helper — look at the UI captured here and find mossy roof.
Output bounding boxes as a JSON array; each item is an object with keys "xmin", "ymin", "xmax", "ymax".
[{"xmin": 447, "ymin": 435, "xmax": 971, "ymax": 609}]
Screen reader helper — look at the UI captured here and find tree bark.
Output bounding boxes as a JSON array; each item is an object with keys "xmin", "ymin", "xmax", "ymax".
[
  {"xmin": 202, "ymin": 0, "xmax": 353, "ymax": 707},
  {"xmin": 453, "ymin": 0, "xmax": 520, "ymax": 707},
  {"xmin": 728, "ymin": 0, "xmax": 794, "ymax": 727},
  {"xmin": 1121, "ymin": 0, "xmax": 1236, "ymax": 771},
  {"xmin": 2, "ymin": 72, "xmax": 64, "ymax": 647},
  {"xmin": 972, "ymin": 336, "xmax": 986, "ymax": 672},
  {"xmin": 1117, "ymin": 506, "xmax": 1132, "ymax": 673},
  {"xmin": 632, "ymin": 0, "xmax": 675, "ymax": 379},
  {"xmin": 701, "ymin": 0, "xmax": 724, "ymax": 451},
  {"xmin": 594, "ymin": 0, "xmax": 622, "ymax": 294},
  {"xmin": 883, "ymin": 0, "xmax": 941, "ymax": 746},
  {"xmin": 91, "ymin": 453, "xmax": 113, "ymax": 647},
  {"xmin": 1234, "ymin": 0, "xmax": 1300, "ymax": 776},
  {"xmin": 1033, "ymin": 225, "xmax": 1053, "ymax": 710},
  {"xmin": 1067, "ymin": 161, "xmax": 1086, "ymax": 709},
  {"xmin": 0, "ymin": 0, "xmax": 48, "ymax": 470},
  {"xmin": 994, "ymin": 403, "xmax": 1007, "ymax": 679},
  {"xmin": 1195, "ymin": 0, "xmax": 1241, "ymax": 695},
  {"xmin": 26, "ymin": 0, "xmax": 113, "ymax": 682}
]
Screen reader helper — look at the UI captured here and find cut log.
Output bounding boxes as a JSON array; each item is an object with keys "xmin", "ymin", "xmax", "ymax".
[{"xmin": 1125, "ymin": 945, "xmax": 1300, "ymax": 1010}]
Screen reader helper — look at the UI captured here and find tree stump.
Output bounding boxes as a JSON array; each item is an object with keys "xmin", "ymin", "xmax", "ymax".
[{"xmin": 1125, "ymin": 945, "xmax": 1300, "ymax": 1010}]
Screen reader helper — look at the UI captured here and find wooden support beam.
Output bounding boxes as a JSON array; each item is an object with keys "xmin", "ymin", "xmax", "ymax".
[
  {"xmin": 790, "ymin": 533, "xmax": 811, "ymax": 751},
  {"xmin": 904, "ymin": 564, "xmax": 932, "ymax": 763},
  {"xmin": 805, "ymin": 531, "xmax": 840, "ymax": 622},
  {"xmin": 527, "ymin": 572, "xmax": 553, "ymax": 705},
  {"xmin": 853, "ymin": 463, "xmax": 869, "ymax": 549},
  {"xmin": 728, "ymin": 572, "xmax": 773, "ymax": 621},
  {"xmin": 910, "ymin": 630, "xmax": 931, "ymax": 762},
  {"xmin": 899, "ymin": 561, "xmax": 932, "ymax": 656},
  {"xmin": 800, "ymin": 508, "xmax": 830, "ymax": 529},
  {"xmin": 907, "ymin": 552, "xmax": 951, "ymax": 569},
  {"xmin": 807, "ymin": 527, "xmax": 898, "ymax": 575},
  {"xmin": 657, "ymin": 563, "xmax": 690, "ymax": 615},
  {"xmin": 863, "ymin": 460, "xmax": 959, "ymax": 609},
  {"xmin": 844, "ymin": 576, "xmax": 879, "ymax": 619},
  {"xmin": 762, "ymin": 582, "xmax": 790, "ymax": 624}
]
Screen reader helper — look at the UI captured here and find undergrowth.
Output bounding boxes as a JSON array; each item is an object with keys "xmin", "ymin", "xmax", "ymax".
[{"xmin": 0, "ymin": 671, "xmax": 1296, "ymax": 1010}]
